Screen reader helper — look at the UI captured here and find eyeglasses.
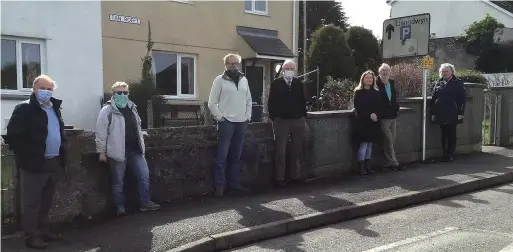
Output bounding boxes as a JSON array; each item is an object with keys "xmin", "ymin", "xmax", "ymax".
[{"xmin": 115, "ymin": 91, "xmax": 129, "ymax": 95}]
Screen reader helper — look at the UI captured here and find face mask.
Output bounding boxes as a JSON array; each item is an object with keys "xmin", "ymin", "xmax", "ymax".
[
  {"xmin": 114, "ymin": 93, "xmax": 128, "ymax": 108},
  {"xmin": 284, "ymin": 71, "xmax": 294, "ymax": 80},
  {"xmin": 37, "ymin": 90, "xmax": 52, "ymax": 103}
]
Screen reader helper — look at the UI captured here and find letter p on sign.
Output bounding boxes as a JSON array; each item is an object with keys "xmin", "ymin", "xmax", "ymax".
[{"xmin": 400, "ymin": 25, "xmax": 411, "ymax": 40}]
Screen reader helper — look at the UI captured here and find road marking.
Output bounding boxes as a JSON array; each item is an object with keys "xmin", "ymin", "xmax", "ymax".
[
  {"xmin": 362, "ymin": 227, "xmax": 460, "ymax": 252},
  {"xmin": 499, "ymin": 242, "xmax": 513, "ymax": 252}
]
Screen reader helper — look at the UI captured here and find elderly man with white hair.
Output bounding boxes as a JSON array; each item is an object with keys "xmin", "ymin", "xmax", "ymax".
[
  {"xmin": 5, "ymin": 75, "xmax": 67, "ymax": 249},
  {"xmin": 95, "ymin": 81, "xmax": 160, "ymax": 217},
  {"xmin": 208, "ymin": 53, "xmax": 252, "ymax": 197},
  {"xmin": 430, "ymin": 63, "xmax": 466, "ymax": 162},
  {"xmin": 376, "ymin": 63, "xmax": 403, "ymax": 170},
  {"xmin": 268, "ymin": 59, "xmax": 308, "ymax": 188}
]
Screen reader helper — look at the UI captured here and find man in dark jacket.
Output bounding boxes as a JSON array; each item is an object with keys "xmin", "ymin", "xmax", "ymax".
[
  {"xmin": 268, "ymin": 59, "xmax": 307, "ymax": 187},
  {"xmin": 376, "ymin": 63, "xmax": 402, "ymax": 170},
  {"xmin": 5, "ymin": 75, "xmax": 67, "ymax": 250}
]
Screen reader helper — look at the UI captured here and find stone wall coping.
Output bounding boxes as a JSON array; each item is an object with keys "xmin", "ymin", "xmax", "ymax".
[
  {"xmin": 490, "ymin": 85, "xmax": 513, "ymax": 91},
  {"xmin": 306, "ymin": 107, "xmax": 414, "ymax": 119},
  {"xmin": 464, "ymin": 83, "xmax": 488, "ymax": 89}
]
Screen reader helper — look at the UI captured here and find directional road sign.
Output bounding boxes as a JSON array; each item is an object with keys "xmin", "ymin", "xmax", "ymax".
[{"xmin": 382, "ymin": 13, "xmax": 431, "ymax": 59}]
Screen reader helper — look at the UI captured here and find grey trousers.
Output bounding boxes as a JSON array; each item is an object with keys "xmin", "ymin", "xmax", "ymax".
[
  {"xmin": 381, "ymin": 119, "xmax": 399, "ymax": 167},
  {"xmin": 20, "ymin": 158, "xmax": 62, "ymax": 237},
  {"xmin": 273, "ymin": 118, "xmax": 306, "ymax": 181}
]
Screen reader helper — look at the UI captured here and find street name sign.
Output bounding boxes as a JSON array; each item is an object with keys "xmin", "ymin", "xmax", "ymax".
[{"xmin": 382, "ymin": 13, "xmax": 431, "ymax": 59}]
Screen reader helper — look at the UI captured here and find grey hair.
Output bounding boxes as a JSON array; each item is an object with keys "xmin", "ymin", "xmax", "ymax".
[
  {"xmin": 439, "ymin": 63, "xmax": 456, "ymax": 77},
  {"xmin": 378, "ymin": 63, "xmax": 391, "ymax": 73},
  {"xmin": 223, "ymin": 53, "xmax": 242, "ymax": 64},
  {"xmin": 33, "ymin": 75, "xmax": 58, "ymax": 89},
  {"xmin": 111, "ymin": 81, "xmax": 129, "ymax": 92},
  {"xmin": 282, "ymin": 59, "xmax": 296, "ymax": 68}
]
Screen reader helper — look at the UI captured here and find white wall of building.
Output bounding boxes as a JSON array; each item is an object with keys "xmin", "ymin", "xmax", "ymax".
[
  {"xmin": 390, "ymin": 1, "xmax": 513, "ymax": 38},
  {"xmin": 1, "ymin": 1, "xmax": 103, "ymax": 133}
]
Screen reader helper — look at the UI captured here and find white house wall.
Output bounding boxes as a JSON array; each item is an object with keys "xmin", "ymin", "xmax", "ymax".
[
  {"xmin": 1, "ymin": 1, "xmax": 103, "ymax": 133},
  {"xmin": 390, "ymin": 1, "xmax": 513, "ymax": 38}
]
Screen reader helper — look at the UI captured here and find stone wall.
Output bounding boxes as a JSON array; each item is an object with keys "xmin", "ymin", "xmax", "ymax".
[
  {"xmin": 0, "ymin": 84, "xmax": 486, "ymax": 228},
  {"xmin": 489, "ymin": 86, "xmax": 513, "ymax": 146}
]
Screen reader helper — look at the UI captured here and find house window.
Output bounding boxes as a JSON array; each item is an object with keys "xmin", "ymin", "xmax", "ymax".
[
  {"xmin": 245, "ymin": 0, "xmax": 267, "ymax": 14},
  {"xmin": 152, "ymin": 51, "xmax": 196, "ymax": 98},
  {"xmin": 1, "ymin": 37, "xmax": 44, "ymax": 91}
]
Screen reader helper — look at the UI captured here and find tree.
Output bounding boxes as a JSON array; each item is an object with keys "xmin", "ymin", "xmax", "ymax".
[
  {"xmin": 458, "ymin": 14, "xmax": 512, "ymax": 73},
  {"xmin": 307, "ymin": 25, "xmax": 356, "ymax": 97},
  {"xmin": 298, "ymin": 1, "xmax": 349, "ymax": 75},
  {"xmin": 346, "ymin": 26, "xmax": 383, "ymax": 80}
]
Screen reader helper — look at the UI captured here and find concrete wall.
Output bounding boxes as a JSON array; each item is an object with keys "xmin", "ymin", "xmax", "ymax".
[
  {"xmin": 390, "ymin": 0, "xmax": 513, "ymax": 38},
  {"xmin": 0, "ymin": 1, "xmax": 104, "ymax": 133},
  {"xmin": 101, "ymin": 1, "xmax": 297, "ymax": 100},
  {"xmin": 483, "ymin": 73, "xmax": 513, "ymax": 87},
  {"xmin": 0, "ymin": 84, "xmax": 486, "ymax": 228}
]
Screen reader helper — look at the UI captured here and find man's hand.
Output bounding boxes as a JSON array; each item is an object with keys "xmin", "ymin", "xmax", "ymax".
[
  {"xmin": 99, "ymin": 153, "xmax": 107, "ymax": 163},
  {"xmin": 370, "ymin": 113, "xmax": 378, "ymax": 122},
  {"xmin": 219, "ymin": 117, "xmax": 226, "ymax": 122},
  {"xmin": 458, "ymin": 115, "xmax": 464, "ymax": 120}
]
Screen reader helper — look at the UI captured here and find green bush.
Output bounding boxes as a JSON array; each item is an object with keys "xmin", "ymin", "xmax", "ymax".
[
  {"xmin": 310, "ymin": 76, "xmax": 357, "ymax": 111},
  {"xmin": 429, "ymin": 69, "xmax": 488, "ymax": 85}
]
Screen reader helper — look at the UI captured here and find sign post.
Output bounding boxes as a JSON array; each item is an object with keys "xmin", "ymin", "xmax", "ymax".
[
  {"xmin": 421, "ymin": 56, "xmax": 433, "ymax": 161},
  {"xmin": 382, "ymin": 13, "xmax": 431, "ymax": 160}
]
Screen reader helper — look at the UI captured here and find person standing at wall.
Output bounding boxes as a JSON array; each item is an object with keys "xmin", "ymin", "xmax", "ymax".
[
  {"xmin": 208, "ymin": 53, "xmax": 252, "ymax": 197},
  {"xmin": 268, "ymin": 59, "xmax": 308, "ymax": 188},
  {"xmin": 431, "ymin": 63, "xmax": 466, "ymax": 162},
  {"xmin": 353, "ymin": 70, "xmax": 382, "ymax": 175},
  {"xmin": 5, "ymin": 75, "xmax": 67, "ymax": 249},
  {"xmin": 376, "ymin": 63, "xmax": 403, "ymax": 170},
  {"xmin": 95, "ymin": 82, "xmax": 161, "ymax": 217}
]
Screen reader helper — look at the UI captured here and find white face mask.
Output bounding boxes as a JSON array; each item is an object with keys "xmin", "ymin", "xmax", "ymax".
[{"xmin": 283, "ymin": 70, "xmax": 294, "ymax": 80}]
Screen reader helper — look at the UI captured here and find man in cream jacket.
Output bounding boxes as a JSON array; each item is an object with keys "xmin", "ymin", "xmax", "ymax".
[{"xmin": 208, "ymin": 53, "xmax": 252, "ymax": 197}]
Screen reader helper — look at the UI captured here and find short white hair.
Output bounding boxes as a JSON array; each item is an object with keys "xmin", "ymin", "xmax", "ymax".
[
  {"xmin": 439, "ymin": 63, "xmax": 456, "ymax": 77},
  {"xmin": 378, "ymin": 63, "xmax": 391, "ymax": 73},
  {"xmin": 111, "ymin": 81, "xmax": 129, "ymax": 92},
  {"xmin": 223, "ymin": 53, "xmax": 242, "ymax": 64},
  {"xmin": 282, "ymin": 59, "xmax": 296, "ymax": 69},
  {"xmin": 33, "ymin": 75, "xmax": 57, "ymax": 89}
]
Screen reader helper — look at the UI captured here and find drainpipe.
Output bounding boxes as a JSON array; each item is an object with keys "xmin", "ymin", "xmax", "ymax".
[
  {"xmin": 302, "ymin": 0, "xmax": 307, "ymax": 80},
  {"xmin": 292, "ymin": 0, "xmax": 297, "ymax": 61}
]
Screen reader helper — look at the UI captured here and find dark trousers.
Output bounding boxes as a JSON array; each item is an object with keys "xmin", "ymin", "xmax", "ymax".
[
  {"xmin": 272, "ymin": 118, "xmax": 306, "ymax": 181},
  {"xmin": 215, "ymin": 121, "xmax": 248, "ymax": 189},
  {"xmin": 20, "ymin": 158, "xmax": 62, "ymax": 237},
  {"xmin": 440, "ymin": 124, "xmax": 457, "ymax": 155}
]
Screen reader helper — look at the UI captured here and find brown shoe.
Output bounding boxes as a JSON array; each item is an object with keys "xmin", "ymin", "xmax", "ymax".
[{"xmin": 25, "ymin": 236, "xmax": 48, "ymax": 250}]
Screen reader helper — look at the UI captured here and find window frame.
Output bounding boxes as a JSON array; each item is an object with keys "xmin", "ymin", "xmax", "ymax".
[
  {"xmin": 1, "ymin": 36, "xmax": 46, "ymax": 94},
  {"xmin": 244, "ymin": 0, "xmax": 268, "ymax": 15},
  {"xmin": 151, "ymin": 50, "xmax": 197, "ymax": 100}
]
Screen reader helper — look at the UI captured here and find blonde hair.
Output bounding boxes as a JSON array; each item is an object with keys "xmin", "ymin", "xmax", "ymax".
[
  {"xmin": 33, "ymin": 75, "xmax": 57, "ymax": 89},
  {"xmin": 439, "ymin": 63, "xmax": 456, "ymax": 77},
  {"xmin": 223, "ymin": 53, "xmax": 242, "ymax": 64},
  {"xmin": 111, "ymin": 81, "xmax": 129, "ymax": 92},
  {"xmin": 354, "ymin": 70, "xmax": 379, "ymax": 92}
]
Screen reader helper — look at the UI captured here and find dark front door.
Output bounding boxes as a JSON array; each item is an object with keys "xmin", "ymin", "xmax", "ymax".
[{"xmin": 245, "ymin": 66, "xmax": 264, "ymax": 122}]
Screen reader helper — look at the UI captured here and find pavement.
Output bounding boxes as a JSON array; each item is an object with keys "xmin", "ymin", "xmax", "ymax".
[
  {"xmin": 231, "ymin": 183, "xmax": 513, "ymax": 252},
  {"xmin": 1, "ymin": 146, "xmax": 513, "ymax": 252}
]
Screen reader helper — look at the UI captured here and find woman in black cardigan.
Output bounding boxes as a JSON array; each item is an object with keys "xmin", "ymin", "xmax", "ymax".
[
  {"xmin": 431, "ymin": 63, "xmax": 466, "ymax": 162},
  {"xmin": 353, "ymin": 70, "xmax": 382, "ymax": 175}
]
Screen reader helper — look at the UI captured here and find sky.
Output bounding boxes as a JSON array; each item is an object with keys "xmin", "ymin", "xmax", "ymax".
[{"xmin": 338, "ymin": 0, "xmax": 391, "ymax": 39}]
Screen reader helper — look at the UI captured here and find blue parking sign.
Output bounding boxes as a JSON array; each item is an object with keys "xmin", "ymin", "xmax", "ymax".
[{"xmin": 400, "ymin": 25, "xmax": 411, "ymax": 40}]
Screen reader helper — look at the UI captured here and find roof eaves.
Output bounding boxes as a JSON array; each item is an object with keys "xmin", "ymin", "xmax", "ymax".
[{"xmin": 483, "ymin": 0, "xmax": 513, "ymax": 18}]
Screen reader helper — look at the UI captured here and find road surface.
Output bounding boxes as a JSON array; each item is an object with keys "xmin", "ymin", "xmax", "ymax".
[{"xmin": 230, "ymin": 183, "xmax": 513, "ymax": 252}]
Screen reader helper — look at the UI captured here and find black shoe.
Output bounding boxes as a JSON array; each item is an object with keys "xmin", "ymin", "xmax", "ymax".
[
  {"xmin": 274, "ymin": 180, "xmax": 287, "ymax": 188},
  {"xmin": 447, "ymin": 154, "xmax": 455, "ymax": 162},
  {"xmin": 25, "ymin": 236, "xmax": 48, "ymax": 250},
  {"xmin": 359, "ymin": 161, "xmax": 367, "ymax": 175},
  {"xmin": 364, "ymin": 159, "xmax": 374, "ymax": 174}
]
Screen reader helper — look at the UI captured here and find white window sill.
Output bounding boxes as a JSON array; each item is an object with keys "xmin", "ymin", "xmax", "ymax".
[
  {"xmin": 1, "ymin": 90, "xmax": 32, "ymax": 100},
  {"xmin": 161, "ymin": 95, "xmax": 198, "ymax": 100},
  {"xmin": 171, "ymin": 0, "xmax": 194, "ymax": 5},
  {"xmin": 244, "ymin": 10, "xmax": 269, "ymax": 17}
]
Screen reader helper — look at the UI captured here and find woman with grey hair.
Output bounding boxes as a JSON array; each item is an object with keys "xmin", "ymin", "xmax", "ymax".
[{"xmin": 430, "ymin": 63, "xmax": 466, "ymax": 162}]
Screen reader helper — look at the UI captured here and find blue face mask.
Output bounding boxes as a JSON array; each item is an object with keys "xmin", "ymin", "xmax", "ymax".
[
  {"xmin": 37, "ymin": 90, "xmax": 52, "ymax": 103},
  {"xmin": 114, "ymin": 93, "xmax": 128, "ymax": 108}
]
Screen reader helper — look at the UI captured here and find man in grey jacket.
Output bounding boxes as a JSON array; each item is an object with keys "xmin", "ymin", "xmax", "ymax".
[{"xmin": 95, "ymin": 81, "xmax": 160, "ymax": 216}]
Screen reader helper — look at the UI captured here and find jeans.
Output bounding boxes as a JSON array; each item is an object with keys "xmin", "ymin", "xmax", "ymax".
[
  {"xmin": 108, "ymin": 150, "xmax": 150, "ymax": 209},
  {"xmin": 215, "ymin": 120, "xmax": 248, "ymax": 189},
  {"xmin": 358, "ymin": 142, "xmax": 373, "ymax": 161}
]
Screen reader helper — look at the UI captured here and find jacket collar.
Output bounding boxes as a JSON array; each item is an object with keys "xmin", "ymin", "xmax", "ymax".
[
  {"xmin": 222, "ymin": 71, "xmax": 245, "ymax": 82},
  {"xmin": 29, "ymin": 93, "xmax": 62, "ymax": 109}
]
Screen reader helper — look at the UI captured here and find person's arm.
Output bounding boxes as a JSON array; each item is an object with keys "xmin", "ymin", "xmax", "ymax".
[
  {"xmin": 208, "ymin": 77, "xmax": 224, "ymax": 121},
  {"xmin": 95, "ymin": 106, "xmax": 110, "ymax": 154},
  {"xmin": 245, "ymin": 80, "xmax": 252, "ymax": 122},
  {"xmin": 456, "ymin": 80, "xmax": 466, "ymax": 116},
  {"xmin": 353, "ymin": 91, "xmax": 365, "ymax": 117},
  {"xmin": 6, "ymin": 103, "xmax": 29, "ymax": 153},
  {"xmin": 298, "ymin": 79, "xmax": 308, "ymax": 117},
  {"xmin": 373, "ymin": 90, "xmax": 384, "ymax": 119},
  {"xmin": 268, "ymin": 79, "xmax": 277, "ymax": 121},
  {"xmin": 391, "ymin": 80, "xmax": 400, "ymax": 114}
]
